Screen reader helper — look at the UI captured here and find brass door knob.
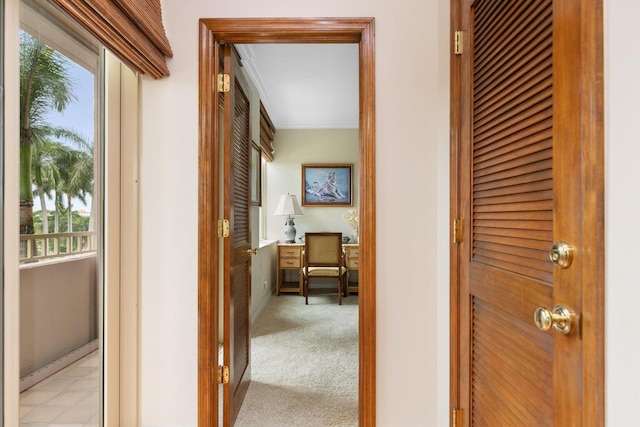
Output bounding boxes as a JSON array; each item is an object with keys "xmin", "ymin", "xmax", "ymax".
[
  {"xmin": 549, "ymin": 241, "xmax": 573, "ymax": 268},
  {"xmin": 246, "ymin": 248, "xmax": 258, "ymax": 255},
  {"xmin": 534, "ymin": 305, "xmax": 574, "ymax": 335}
]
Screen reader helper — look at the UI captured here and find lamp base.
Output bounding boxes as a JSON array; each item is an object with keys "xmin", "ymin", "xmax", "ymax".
[{"xmin": 283, "ymin": 218, "xmax": 297, "ymax": 243}]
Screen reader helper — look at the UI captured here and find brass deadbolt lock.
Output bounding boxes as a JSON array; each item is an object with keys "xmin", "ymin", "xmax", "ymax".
[{"xmin": 549, "ymin": 241, "xmax": 573, "ymax": 268}]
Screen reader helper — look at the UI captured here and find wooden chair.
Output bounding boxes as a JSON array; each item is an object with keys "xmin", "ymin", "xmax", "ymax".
[{"xmin": 303, "ymin": 232, "xmax": 346, "ymax": 305}]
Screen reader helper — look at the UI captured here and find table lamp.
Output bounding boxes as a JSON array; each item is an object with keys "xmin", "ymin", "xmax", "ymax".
[{"xmin": 274, "ymin": 193, "xmax": 303, "ymax": 243}]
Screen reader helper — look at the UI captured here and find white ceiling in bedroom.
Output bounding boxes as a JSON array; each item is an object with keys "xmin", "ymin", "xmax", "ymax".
[{"xmin": 236, "ymin": 43, "xmax": 359, "ymax": 129}]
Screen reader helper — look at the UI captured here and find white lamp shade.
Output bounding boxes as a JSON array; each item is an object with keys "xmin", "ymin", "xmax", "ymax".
[{"xmin": 274, "ymin": 194, "xmax": 303, "ymax": 216}]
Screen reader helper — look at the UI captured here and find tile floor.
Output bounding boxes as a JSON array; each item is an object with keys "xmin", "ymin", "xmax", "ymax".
[{"xmin": 19, "ymin": 351, "xmax": 100, "ymax": 427}]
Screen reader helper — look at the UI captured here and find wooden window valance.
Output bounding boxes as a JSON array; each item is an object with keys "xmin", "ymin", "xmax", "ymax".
[
  {"xmin": 49, "ymin": 0, "xmax": 173, "ymax": 78},
  {"xmin": 259, "ymin": 102, "xmax": 275, "ymax": 161}
]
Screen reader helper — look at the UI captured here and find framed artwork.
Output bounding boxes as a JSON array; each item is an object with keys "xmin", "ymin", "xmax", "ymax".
[
  {"xmin": 251, "ymin": 142, "xmax": 262, "ymax": 206},
  {"xmin": 301, "ymin": 164, "xmax": 352, "ymax": 206}
]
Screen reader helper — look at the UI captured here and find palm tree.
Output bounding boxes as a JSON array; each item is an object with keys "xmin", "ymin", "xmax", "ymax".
[
  {"xmin": 32, "ymin": 140, "xmax": 63, "ymax": 235},
  {"xmin": 20, "ymin": 31, "xmax": 77, "ymax": 235},
  {"xmin": 32, "ymin": 135, "xmax": 93, "ymax": 235},
  {"xmin": 54, "ymin": 143, "xmax": 93, "ymax": 233}
]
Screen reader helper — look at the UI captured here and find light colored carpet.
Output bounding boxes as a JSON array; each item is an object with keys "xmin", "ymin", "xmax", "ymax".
[{"xmin": 235, "ymin": 292, "xmax": 359, "ymax": 427}]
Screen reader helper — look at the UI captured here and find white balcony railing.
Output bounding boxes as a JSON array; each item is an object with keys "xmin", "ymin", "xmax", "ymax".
[{"xmin": 20, "ymin": 231, "xmax": 97, "ymax": 262}]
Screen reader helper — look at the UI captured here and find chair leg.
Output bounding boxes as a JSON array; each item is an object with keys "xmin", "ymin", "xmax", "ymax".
[
  {"xmin": 304, "ymin": 277, "xmax": 308, "ymax": 305},
  {"xmin": 338, "ymin": 276, "xmax": 342, "ymax": 305}
]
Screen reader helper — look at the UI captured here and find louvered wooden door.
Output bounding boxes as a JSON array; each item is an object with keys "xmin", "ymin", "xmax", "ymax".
[
  {"xmin": 454, "ymin": 0, "xmax": 604, "ymax": 425},
  {"xmin": 222, "ymin": 45, "xmax": 252, "ymax": 427}
]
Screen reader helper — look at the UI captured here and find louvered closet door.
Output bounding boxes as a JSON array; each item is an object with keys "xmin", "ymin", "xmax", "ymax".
[
  {"xmin": 457, "ymin": 0, "xmax": 595, "ymax": 424},
  {"xmin": 223, "ymin": 45, "xmax": 252, "ymax": 427},
  {"xmin": 467, "ymin": 1, "xmax": 556, "ymax": 423}
]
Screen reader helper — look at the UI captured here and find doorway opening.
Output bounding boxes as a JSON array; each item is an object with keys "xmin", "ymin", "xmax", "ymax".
[
  {"xmin": 197, "ymin": 18, "xmax": 376, "ymax": 426},
  {"xmin": 237, "ymin": 42, "xmax": 360, "ymax": 425}
]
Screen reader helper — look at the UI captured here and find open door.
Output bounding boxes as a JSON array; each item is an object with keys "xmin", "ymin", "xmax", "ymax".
[
  {"xmin": 221, "ymin": 45, "xmax": 253, "ymax": 426},
  {"xmin": 198, "ymin": 18, "xmax": 376, "ymax": 427},
  {"xmin": 451, "ymin": 0, "xmax": 604, "ymax": 425}
]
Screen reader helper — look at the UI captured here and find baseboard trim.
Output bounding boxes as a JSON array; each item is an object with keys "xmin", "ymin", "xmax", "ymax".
[
  {"xmin": 251, "ymin": 291, "xmax": 273, "ymax": 324},
  {"xmin": 20, "ymin": 339, "xmax": 99, "ymax": 392}
]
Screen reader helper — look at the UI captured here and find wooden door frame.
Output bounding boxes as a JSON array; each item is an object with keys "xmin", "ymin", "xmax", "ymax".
[
  {"xmin": 197, "ymin": 18, "xmax": 376, "ymax": 426},
  {"xmin": 449, "ymin": 0, "xmax": 604, "ymax": 425}
]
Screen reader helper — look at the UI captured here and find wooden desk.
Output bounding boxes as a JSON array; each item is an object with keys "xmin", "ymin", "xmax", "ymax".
[
  {"xmin": 276, "ymin": 244, "xmax": 303, "ymax": 295},
  {"xmin": 343, "ymin": 243, "xmax": 359, "ymax": 295},
  {"xmin": 276, "ymin": 243, "xmax": 359, "ymax": 296}
]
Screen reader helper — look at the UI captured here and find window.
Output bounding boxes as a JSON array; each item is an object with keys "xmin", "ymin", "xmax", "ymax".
[
  {"xmin": 4, "ymin": 1, "xmax": 139, "ymax": 425},
  {"xmin": 19, "ymin": 3, "xmax": 104, "ymax": 424},
  {"xmin": 259, "ymin": 156, "xmax": 268, "ymax": 240}
]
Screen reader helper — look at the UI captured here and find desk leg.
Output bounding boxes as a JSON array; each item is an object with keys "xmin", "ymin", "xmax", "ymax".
[
  {"xmin": 276, "ymin": 267, "xmax": 281, "ymax": 295},
  {"xmin": 298, "ymin": 268, "xmax": 303, "ymax": 295}
]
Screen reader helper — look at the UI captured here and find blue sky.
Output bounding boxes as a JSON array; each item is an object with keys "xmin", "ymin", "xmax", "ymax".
[
  {"xmin": 50, "ymin": 61, "xmax": 95, "ymax": 140},
  {"xmin": 32, "ymin": 56, "xmax": 96, "ymax": 212}
]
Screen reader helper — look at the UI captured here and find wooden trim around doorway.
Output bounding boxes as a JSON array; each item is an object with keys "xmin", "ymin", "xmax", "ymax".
[{"xmin": 198, "ymin": 18, "xmax": 376, "ymax": 426}]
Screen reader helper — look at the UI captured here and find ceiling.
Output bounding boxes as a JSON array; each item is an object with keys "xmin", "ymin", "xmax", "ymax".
[{"xmin": 236, "ymin": 44, "xmax": 359, "ymax": 129}]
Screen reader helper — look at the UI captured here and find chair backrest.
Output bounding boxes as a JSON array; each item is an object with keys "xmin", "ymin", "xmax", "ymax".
[{"xmin": 304, "ymin": 232, "xmax": 343, "ymax": 267}]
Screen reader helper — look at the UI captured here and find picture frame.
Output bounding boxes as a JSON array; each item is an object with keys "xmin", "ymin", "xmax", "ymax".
[
  {"xmin": 251, "ymin": 142, "xmax": 262, "ymax": 206},
  {"xmin": 301, "ymin": 164, "xmax": 352, "ymax": 206}
]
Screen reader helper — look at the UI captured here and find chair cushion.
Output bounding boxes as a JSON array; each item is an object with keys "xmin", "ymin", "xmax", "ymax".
[{"xmin": 304, "ymin": 266, "xmax": 347, "ymax": 277}]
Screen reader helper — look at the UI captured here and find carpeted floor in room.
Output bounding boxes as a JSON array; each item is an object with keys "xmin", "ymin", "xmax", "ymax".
[{"xmin": 235, "ymin": 292, "xmax": 358, "ymax": 427}]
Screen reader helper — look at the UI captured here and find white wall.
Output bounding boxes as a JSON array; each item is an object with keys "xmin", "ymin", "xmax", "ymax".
[
  {"xmin": 265, "ymin": 128, "xmax": 359, "ymax": 243},
  {"xmin": 139, "ymin": 0, "xmax": 640, "ymax": 426},
  {"xmin": 249, "ymin": 241, "xmax": 277, "ymax": 323},
  {"xmin": 142, "ymin": 1, "xmax": 440, "ymax": 425}
]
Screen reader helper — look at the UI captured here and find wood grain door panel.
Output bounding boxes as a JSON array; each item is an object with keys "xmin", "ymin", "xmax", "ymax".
[
  {"xmin": 453, "ymin": 0, "xmax": 604, "ymax": 425},
  {"xmin": 465, "ymin": 0, "xmax": 557, "ymax": 424},
  {"xmin": 223, "ymin": 45, "xmax": 252, "ymax": 427},
  {"xmin": 472, "ymin": 297, "xmax": 553, "ymax": 426}
]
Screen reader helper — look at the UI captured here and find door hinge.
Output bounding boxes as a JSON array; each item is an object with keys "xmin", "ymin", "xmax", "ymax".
[
  {"xmin": 217, "ymin": 365, "xmax": 230, "ymax": 384},
  {"xmin": 453, "ymin": 218, "xmax": 463, "ymax": 244},
  {"xmin": 452, "ymin": 408, "xmax": 462, "ymax": 427},
  {"xmin": 454, "ymin": 31, "xmax": 464, "ymax": 55},
  {"xmin": 218, "ymin": 219, "xmax": 230, "ymax": 238},
  {"xmin": 217, "ymin": 73, "xmax": 230, "ymax": 92}
]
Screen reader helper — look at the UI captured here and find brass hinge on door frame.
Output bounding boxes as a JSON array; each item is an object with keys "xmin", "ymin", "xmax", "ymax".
[
  {"xmin": 453, "ymin": 218, "xmax": 463, "ymax": 244},
  {"xmin": 217, "ymin": 73, "xmax": 230, "ymax": 92},
  {"xmin": 452, "ymin": 408, "xmax": 462, "ymax": 427},
  {"xmin": 218, "ymin": 219, "xmax": 230, "ymax": 238},
  {"xmin": 217, "ymin": 365, "xmax": 230, "ymax": 384},
  {"xmin": 454, "ymin": 31, "xmax": 463, "ymax": 55}
]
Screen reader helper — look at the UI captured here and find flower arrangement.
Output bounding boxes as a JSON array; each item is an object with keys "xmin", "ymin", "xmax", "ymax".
[{"xmin": 343, "ymin": 208, "xmax": 359, "ymax": 242}]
